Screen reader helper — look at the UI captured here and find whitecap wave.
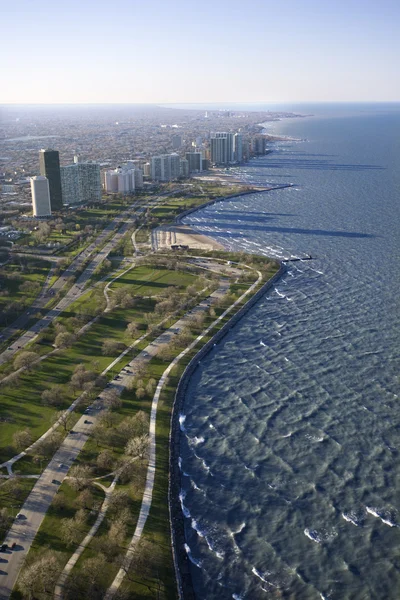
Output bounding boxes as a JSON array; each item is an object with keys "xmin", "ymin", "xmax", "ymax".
[
  {"xmin": 179, "ymin": 414, "xmax": 187, "ymax": 432},
  {"xmin": 184, "ymin": 543, "xmax": 202, "ymax": 568}
]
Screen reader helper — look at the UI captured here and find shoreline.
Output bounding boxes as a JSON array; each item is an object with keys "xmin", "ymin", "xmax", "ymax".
[{"xmin": 168, "ymin": 186, "xmax": 289, "ymax": 599}]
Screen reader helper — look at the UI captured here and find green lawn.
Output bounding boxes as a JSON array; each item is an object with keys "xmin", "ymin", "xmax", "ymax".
[{"xmin": 0, "ymin": 257, "xmax": 52, "ymax": 330}]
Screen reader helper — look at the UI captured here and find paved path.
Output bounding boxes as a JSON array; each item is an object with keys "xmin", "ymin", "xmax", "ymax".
[
  {"xmin": 105, "ymin": 270, "xmax": 262, "ymax": 598},
  {"xmin": 53, "ymin": 476, "xmax": 118, "ymax": 599},
  {"xmin": 0, "ymin": 279, "xmax": 230, "ymax": 599}
]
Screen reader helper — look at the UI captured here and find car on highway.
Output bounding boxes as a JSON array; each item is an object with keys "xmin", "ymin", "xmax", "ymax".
[
  {"xmin": 58, "ymin": 463, "xmax": 64, "ymax": 468},
  {"xmin": 16, "ymin": 513, "xmax": 25, "ymax": 520}
]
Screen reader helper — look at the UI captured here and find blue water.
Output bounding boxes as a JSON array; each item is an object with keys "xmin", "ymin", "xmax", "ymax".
[{"xmin": 179, "ymin": 105, "xmax": 400, "ymax": 599}]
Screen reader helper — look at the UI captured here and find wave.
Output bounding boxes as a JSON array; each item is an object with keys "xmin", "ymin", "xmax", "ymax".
[
  {"xmin": 179, "ymin": 414, "xmax": 187, "ymax": 432},
  {"xmin": 274, "ymin": 288, "xmax": 286, "ymax": 298},
  {"xmin": 251, "ymin": 567, "xmax": 278, "ymax": 588},
  {"xmin": 259, "ymin": 340, "xmax": 267, "ymax": 347},
  {"xmin": 190, "ymin": 436, "xmax": 205, "ymax": 446},
  {"xmin": 179, "ymin": 490, "xmax": 191, "ymax": 518},
  {"xmin": 342, "ymin": 512, "xmax": 361, "ymax": 527},
  {"xmin": 304, "ymin": 528, "xmax": 322, "ymax": 543},
  {"xmin": 366, "ymin": 506, "xmax": 397, "ymax": 527},
  {"xmin": 184, "ymin": 543, "xmax": 202, "ymax": 568}
]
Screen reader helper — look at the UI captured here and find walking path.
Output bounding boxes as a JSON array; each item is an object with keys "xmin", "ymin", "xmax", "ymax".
[
  {"xmin": 104, "ymin": 268, "xmax": 262, "ymax": 598},
  {"xmin": 0, "ymin": 277, "xmax": 231, "ymax": 599}
]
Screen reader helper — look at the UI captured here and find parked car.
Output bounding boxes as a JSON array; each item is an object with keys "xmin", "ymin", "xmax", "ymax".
[{"xmin": 0, "ymin": 544, "xmax": 8, "ymax": 552}]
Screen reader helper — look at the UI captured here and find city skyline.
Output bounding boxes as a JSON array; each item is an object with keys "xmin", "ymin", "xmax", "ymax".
[{"xmin": 2, "ymin": 0, "xmax": 399, "ymax": 104}]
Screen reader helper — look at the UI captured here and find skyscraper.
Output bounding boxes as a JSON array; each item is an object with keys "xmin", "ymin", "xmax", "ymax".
[
  {"xmin": 234, "ymin": 133, "xmax": 243, "ymax": 162},
  {"xmin": 60, "ymin": 161, "xmax": 101, "ymax": 204},
  {"xmin": 210, "ymin": 133, "xmax": 235, "ymax": 165},
  {"xmin": 30, "ymin": 176, "xmax": 51, "ymax": 217},
  {"xmin": 151, "ymin": 154, "xmax": 181, "ymax": 181},
  {"xmin": 39, "ymin": 149, "xmax": 63, "ymax": 210},
  {"xmin": 185, "ymin": 151, "xmax": 203, "ymax": 173}
]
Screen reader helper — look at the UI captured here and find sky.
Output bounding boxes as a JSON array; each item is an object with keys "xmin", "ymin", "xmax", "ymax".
[{"xmin": 2, "ymin": 0, "xmax": 399, "ymax": 104}]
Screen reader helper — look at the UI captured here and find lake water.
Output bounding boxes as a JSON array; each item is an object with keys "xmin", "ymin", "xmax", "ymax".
[{"xmin": 179, "ymin": 105, "xmax": 400, "ymax": 599}]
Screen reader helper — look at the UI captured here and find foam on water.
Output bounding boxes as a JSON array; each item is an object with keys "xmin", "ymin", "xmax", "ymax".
[{"xmin": 179, "ymin": 108, "xmax": 400, "ymax": 599}]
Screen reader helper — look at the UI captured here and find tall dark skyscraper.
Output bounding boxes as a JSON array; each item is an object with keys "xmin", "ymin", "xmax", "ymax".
[{"xmin": 39, "ymin": 149, "xmax": 63, "ymax": 210}]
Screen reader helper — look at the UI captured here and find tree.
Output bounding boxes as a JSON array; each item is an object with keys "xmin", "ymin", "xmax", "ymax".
[
  {"xmin": 96, "ymin": 449, "xmax": 114, "ymax": 471},
  {"xmin": 17, "ymin": 550, "xmax": 62, "ymax": 599},
  {"xmin": 126, "ymin": 321, "xmax": 139, "ymax": 338},
  {"xmin": 103, "ymin": 389, "xmax": 122, "ymax": 411},
  {"xmin": 108, "ymin": 490, "xmax": 130, "ymax": 514},
  {"xmin": 125, "ymin": 434, "xmax": 149, "ymax": 460},
  {"xmin": 101, "ymin": 339, "xmax": 125, "ymax": 356},
  {"xmin": 136, "ymin": 387, "xmax": 146, "ymax": 400},
  {"xmin": 55, "ymin": 331, "xmax": 75, "ymax": 348},
  {"xmin": 41, "ymin": 385, "xmax": 65, "ymax": 407},
  {"xmin": 77, "ymin": 488, "xmax": 94, "ymax": 510},
  {"xmin": 13, "ymin": 429, "xmax": 32, "ymax": 452},
  {"xmin": 52, "ymin": 410, "xmax": 73, "ymax": 432},
  {"xmin": 13, "ymin": 351, "xmax": 38, "ymax": 371},
  {"xmin": 69, "ymin": 464, "xmax": 93, "ymax": 491},
  {"xmin": 33, "ymin": 431, "xmax": 63, "ymax": 459},
  {"xmin": 118, "ymin": 539, "xmax": 164, "ymax": 598}
]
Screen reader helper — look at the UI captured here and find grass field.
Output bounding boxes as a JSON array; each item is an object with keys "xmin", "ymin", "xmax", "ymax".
[{"xmin": 0, "ymin": 265, "xmax": 199, "ymax": 462}]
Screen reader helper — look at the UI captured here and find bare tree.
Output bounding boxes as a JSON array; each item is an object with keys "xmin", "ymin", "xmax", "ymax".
[
  {"xmin": 125, "ymin": 434, "xmax": 149, "ymax": 460},
  {"xmin": 13, "ymin": 351, "xmax": 38, "ymax": 371},
  {"xmin": 12, "ymin": 429, "xmax": 32, "ymax": 452},
  {"xmin": 17, "ymin": 550, "xmax": 62, "ymax": 599},
  {"xmin": 52, "ymin": 410, "xmax": 73, "ymax": 432},
  {"xmin": 103, "ymin": 389, "xmax": 122, "ymax": 411},
  {"xmin": 41, "ymin": 385, "xmax": 65, "ymax": 407},
  {"xmin": 69, "ymin": 464, "xmax": 93, "ymax": 491}
]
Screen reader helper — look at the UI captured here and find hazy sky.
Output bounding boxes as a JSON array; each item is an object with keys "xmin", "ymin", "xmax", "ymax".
[{"xmin": 2, "ymin": 0, "xmax": 399, "ymax": 104}]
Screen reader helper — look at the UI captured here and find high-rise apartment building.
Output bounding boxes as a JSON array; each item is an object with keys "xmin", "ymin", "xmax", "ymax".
[
  {"xmin": 151, "ymin": 154, "xmax": 181, "ymax": 181},
  {"xmin": 210, "ymin": 133, "xmax": 235, "ymax": 165},
  {"xmin": 234, "ymin": 133, "xmax": 243, "ymax": 162},
  {"xmin": 30, "ymin": 176, "xmax": 51, "ymax": 217},
  {"xmin": 39, "ymin": 149, "xmax": 63, "ymax": 210},
  {"xmin": 60, "ymin": 161, "xmax": 101, "ymax": 205},
  {"xmin": 104, "ymin": 167, "xmax": 136, "ymax": 194},
  {"xmin": 180, "ymin": 159, "xmax": 189, "ymax": 178},
  {"xmin": 252, "ymin": 136, "xmax": 268, "ymax": 155},
  {"xmin": 185, "ymin": 151, "xmax": 203, "ymax": 173}
]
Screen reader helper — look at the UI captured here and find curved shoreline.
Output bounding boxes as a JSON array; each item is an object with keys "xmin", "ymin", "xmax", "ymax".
[
  {"xmin": 174, "ymin": 183, "xmax": 294, "ymax": 225},
  {"xmin": 168, "ymin": 260, "xmax": 287, "ymax": 599}
]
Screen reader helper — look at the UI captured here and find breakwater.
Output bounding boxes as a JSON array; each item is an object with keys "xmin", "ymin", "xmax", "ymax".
[{"xmin": 168, "ymin": 262, "xmax": 286, "ymax": 599}]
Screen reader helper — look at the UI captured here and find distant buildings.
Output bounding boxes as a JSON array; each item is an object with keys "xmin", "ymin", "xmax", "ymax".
[
  {"xmin": 39, "ymin": 149, "xmax": 63, "ymax": 211},
  {"xmin": 30, "ymin": 176, "xmax": 51, "ymax": 217},
  {"xmin": 172, "ymin": 134, "xmax": 182, "ymax": 149},
  {"xmin": 151, "ymin": 153, "xmax": 181, "ymax": 181},
  {"xmin": 60, "ymin": 160, "xmax": 101, "ymax": 205}
]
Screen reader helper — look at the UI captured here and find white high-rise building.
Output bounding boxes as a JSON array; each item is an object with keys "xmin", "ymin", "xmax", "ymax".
[
  {"xmin": 30, "ymin": 176, "xmax": 51, "ymax": 217},
  {"xmin": 104, "ymin": 170, "xmax": 119, "ymax": 193},
  {"xmin": 104, "ymin": 167, "xmax": 135, "ymax": 194},
  {"xmin": 60, "ymin": 161, "xmax": 101, "ymax": 204}
]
